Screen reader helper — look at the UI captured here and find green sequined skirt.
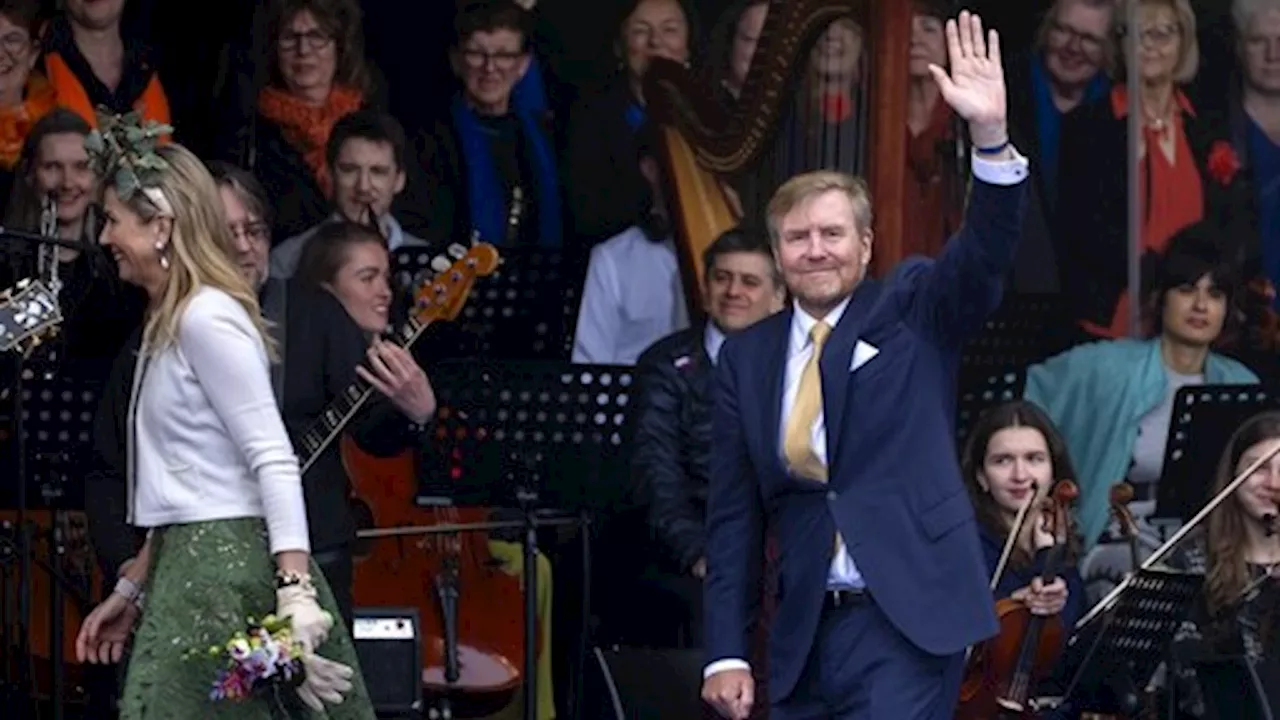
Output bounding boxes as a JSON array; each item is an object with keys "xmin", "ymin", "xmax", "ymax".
[{"xmin": 120, "ymin": 518, "xmax": 376, "ymax": 719}]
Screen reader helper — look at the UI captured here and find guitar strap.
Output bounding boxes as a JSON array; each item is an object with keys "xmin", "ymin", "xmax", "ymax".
[{"xmin": 260, "ymin": 277, "xmax": 287, "ymax": 407}]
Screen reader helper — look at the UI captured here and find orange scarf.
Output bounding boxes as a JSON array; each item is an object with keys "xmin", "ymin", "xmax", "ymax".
[
  {"xmin": 0, "ymin": 74, "xmax": 57, "ymax": 170},
  {"xmin": 257, "ymin": 85, "xmax": 363, "ymax": 197}
]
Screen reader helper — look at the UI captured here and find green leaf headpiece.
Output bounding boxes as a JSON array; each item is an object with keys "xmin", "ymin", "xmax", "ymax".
[{"xmin": 84, "ymin": 108, "xmax": 174, "ymax": 206}]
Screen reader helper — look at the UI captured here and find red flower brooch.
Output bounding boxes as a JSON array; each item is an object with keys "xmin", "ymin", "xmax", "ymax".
[{"xmin": 1206, "ymin": 141, "xmax": 1241, "ymax": 185}]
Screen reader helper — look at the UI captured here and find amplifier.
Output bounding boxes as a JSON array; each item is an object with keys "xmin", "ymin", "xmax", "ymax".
[
  {"xmin": 580, "ymin": 645, "xmax": 707, "ymax": 719},
  {"xmin": 351, "ymin": 607, "xmax": 422, "ymax": 716}
]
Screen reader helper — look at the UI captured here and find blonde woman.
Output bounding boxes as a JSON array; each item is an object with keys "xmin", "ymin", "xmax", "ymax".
[{"xmin": 72, "ymin": 113, "xmax": 375, "ymax": 718}]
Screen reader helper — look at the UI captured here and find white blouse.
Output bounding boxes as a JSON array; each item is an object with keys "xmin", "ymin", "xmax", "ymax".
[{"xmin": 127, "ymin": 287, "xmax": 310, "ymax": 554}]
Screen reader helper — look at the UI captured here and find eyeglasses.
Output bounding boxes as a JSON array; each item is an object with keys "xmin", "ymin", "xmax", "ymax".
[
  {"xmin": 1047, "ymin": 22, "xmax": 1103, "ymax": 55},
  {"xmin": 278, "ymin": 30, "xmax": 334, "ymax": 53},
  {"xmin": 1119, "ymin": 23, "xmax": 1180, "ymax": 48},
  {"xmin": 229, "ymin": 222, "xmax": 270, "ymax": 244},
  {"xmin": 461, "ymin": 49, "xmax": 524, "ymax": 70}
]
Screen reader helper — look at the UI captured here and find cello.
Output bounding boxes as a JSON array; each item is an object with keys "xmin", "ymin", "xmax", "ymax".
[{"xmin": 957, "ymin": 478, "xmax": 1079, "ymax": 719}]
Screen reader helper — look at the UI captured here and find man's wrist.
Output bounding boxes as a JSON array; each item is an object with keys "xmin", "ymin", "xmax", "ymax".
[{"xmin": 969, "ymin": 123, "xmax": 1008, "ymax": 152}]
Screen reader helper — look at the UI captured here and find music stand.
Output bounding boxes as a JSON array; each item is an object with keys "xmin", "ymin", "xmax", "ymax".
[
  {"xmin": 1058, "ymin": 568, "xmax": 1203, "ymax": 715},
  {"xmin": 392, "ymin": 247, "xmax": 588, "ymax": 363},
  {"xmin": 422, "ymin": 359, "xmax": 635, "ymax": 720},
  {"xmin": 0, "ymin": 366, "xmax": 99, "ymax": 719},
  {"xmin": 1157, "ymin": 384, "xmax": 1274, "ymax": 523},
  {"xmin": 954, "ymin": 370, "xmax": 1024, "ymax": 449},
  {"xmin": 960, "ymin": 294, "xmax": 1076, "ymax": 378}
]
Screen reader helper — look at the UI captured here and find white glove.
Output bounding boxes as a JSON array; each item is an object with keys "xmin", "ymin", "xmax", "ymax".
[
  {"xmin": 276, "ymin": 581, "xmax": 333, "ymax": 654},
  {"xmin": 296, "ymin": 652, "xmax": 355, "ymax": 711}
]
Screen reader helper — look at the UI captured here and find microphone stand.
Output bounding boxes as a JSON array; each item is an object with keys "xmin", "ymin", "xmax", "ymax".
[{"xmin": 0, "ymin": 202, "xmax": 80, "ymax": 716}]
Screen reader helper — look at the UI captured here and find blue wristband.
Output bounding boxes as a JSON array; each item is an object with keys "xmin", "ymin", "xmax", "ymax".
[{"xmin": 975, "ymin": 140, "xmax": 1010, "ymax": 155}]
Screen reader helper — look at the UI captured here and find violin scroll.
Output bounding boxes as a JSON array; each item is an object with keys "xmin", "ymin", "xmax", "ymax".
[{"xmin": 1108, "ymin": 482, "xmax": 1139, "ymax": 539}]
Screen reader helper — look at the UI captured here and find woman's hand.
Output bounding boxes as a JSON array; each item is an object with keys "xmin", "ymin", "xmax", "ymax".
[
  {"xmin": 1011, "ymin": 576, "xmax": 1069, "ymax": 616},
  {"xmin": 76, "ymin": 592, "xmax": 139, "ymax": 664},
  {"xmin": 356, "ymin": 337, "xmax": 437, "ymax": 425}
]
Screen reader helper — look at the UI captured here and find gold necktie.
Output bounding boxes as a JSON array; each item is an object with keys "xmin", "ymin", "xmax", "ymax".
[
  {"xmin": 782, "ymin": 321, "xmax": 846, "ymax": 561},
  {"xmin": 783, "ymin": 321, "xmax": 831, "ymax": 482}
]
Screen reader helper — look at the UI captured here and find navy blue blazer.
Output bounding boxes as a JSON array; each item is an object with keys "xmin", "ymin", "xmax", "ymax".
[{"xmin": 705, "ymin": 176, "xmax": 1027, "ymax": 700}]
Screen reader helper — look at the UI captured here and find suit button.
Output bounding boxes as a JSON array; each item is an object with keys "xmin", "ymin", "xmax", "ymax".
[{"xmin": 827, "ymin": 491, "xmax": 837, "ymax": 501}]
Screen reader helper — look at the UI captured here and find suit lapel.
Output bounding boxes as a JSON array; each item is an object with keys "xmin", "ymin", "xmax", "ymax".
[{"xmin": 820, "ymin": 280, "xmax": 881, "ymax": 464}]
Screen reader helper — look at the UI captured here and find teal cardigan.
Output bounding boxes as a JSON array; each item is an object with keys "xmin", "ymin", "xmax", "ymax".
[{"xmin": 1023, "ymin": 338, "xmax": 1258, "ymax": 549}]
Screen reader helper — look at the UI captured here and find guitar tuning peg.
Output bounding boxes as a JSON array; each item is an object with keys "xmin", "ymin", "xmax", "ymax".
[
  {"xmin": 430, "ymin": 256, "xmax": 451, "ymax": 273},
  {"xmin": 447, "ymin": 244, "xmax": 465, "ymax": 259}
]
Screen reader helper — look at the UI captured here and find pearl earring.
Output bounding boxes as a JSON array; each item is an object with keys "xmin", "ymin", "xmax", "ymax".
[{"xmin": 155, "ymin": 239, "xmax": 169, "ymax": 270}]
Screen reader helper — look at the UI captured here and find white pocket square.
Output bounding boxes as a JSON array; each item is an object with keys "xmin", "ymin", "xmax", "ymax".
[{"xmin": 850, "ymin": 340, "xmax": 880, "ymax": 372}]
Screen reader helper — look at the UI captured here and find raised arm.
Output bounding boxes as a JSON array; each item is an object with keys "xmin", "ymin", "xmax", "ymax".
[{"xmin": 907, "ymin": 12, "xmax": 1029, "ymax": 344}]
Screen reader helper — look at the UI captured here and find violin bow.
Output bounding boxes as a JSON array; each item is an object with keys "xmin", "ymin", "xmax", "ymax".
[
  {"xmin": 990, "ymin": 482, "xmax": 1039, "ymax": 592},
  {"xmin": 1077, "ymin": 440, "xmax": 1280, "ymax": 629}
]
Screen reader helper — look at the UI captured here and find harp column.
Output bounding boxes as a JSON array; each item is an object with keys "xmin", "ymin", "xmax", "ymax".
[{"xmin": 866, "ymin": 0, "xmax": 911, "ymax": 276}]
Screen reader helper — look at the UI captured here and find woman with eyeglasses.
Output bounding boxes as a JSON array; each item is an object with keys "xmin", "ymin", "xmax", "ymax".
[{"xmin": 1055, "ymin": 0, "xmax": 1259, "ymax": 343}]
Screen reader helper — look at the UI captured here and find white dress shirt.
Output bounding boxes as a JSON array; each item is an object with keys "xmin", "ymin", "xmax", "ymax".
[
  {"xmin": 571, "ymin": 225, "xmax": 689, "ymax": 365},
  {"xmin": 704, "ymin": 323, "xmax": 726, "ymax": 364},
  {"xmin": 703, "ymin": 148, "xmax": 1030, "ymax": 680},
  {"xmin": 128, "ymin": 287, "xmax": 310, "ymax": 554}
]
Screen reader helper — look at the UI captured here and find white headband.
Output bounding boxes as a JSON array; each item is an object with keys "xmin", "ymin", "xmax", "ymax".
[{"xmin": 140, "ymin": 186, "xmax": 174, "ymax": 217}]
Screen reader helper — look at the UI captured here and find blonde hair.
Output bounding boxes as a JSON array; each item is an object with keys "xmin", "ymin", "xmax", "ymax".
[
  {"xmin": 125, "ymin": 144, "xmax": 276, "ymax": 359},
  {"xmin": 1109, "ymin": 0, "xmax": 1199, "ymax": 84},
  {"xmin": 1233, "ymin": 0, "xmax": 1280, "ymax": 32},
  {"xmin": 765, "ymin": 170, "xmax": 873, "ymax": 245}
]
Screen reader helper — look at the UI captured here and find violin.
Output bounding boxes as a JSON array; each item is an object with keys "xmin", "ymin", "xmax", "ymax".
[
  {"xmin": 957, "ymin": 479, "xmax": 1080, "ymax": 720},
  {"xmin": 1109, "ymin": 482, "xmax": 1140, "ymax": 571}
]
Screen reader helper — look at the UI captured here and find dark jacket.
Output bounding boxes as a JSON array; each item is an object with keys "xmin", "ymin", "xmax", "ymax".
[
  {"xmin": 1056, "ymin": 91, "xmax": 1257, "ymax": 329},
  {"xmin": 279, "ymin": 282, "xmax": 420, "ymax": 553},
  {"xmin": 563, "ymin": 79, "xmax": 648, "ymax": 244},
  {"xmin": 631, "ymin": 326, "xmax": 712, "ymax": 573}
]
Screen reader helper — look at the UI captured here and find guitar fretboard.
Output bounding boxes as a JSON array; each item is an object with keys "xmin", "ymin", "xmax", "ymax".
[{"xmin": 297, "ymin": 316, "xmax": 426, "ymax": 473}]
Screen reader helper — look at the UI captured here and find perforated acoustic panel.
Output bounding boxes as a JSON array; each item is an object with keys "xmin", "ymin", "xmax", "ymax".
[
  {"xmin": 422, "ymin": 361, "xmax": 635, "ymax": 511},
  {"xmin": 393, "ymin": 247, "xmax": 588, "ymax": 362}
]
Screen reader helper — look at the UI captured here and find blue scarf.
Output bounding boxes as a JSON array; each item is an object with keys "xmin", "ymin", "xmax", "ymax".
[
  {"xmin": 450, "ymin": 94, "xmax": 562, "ymax": 247},
  {"xmin": 1031, "ymin": 57, "xmax": 1108, "ymax": 201}
]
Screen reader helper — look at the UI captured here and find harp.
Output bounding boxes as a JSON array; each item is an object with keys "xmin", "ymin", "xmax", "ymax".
[{"xmin": 645, "ymin": 0, "xmax": 911, "ymax": 319}]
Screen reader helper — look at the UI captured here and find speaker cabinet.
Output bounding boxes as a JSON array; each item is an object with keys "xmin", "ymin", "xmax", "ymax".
[
  {"xmin": 580, "ymin": 646, "xmax": 707, "ymax": 719},
  {"xmin": 351, "ymin": 607, "xmax": 422, "ymax": 716}
]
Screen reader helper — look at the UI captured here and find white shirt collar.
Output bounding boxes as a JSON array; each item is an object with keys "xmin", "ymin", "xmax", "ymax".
[
  {"xmin": 704, "ymin": 323, "xmax": 726, "ymax": 364},
  {"xmin": 789, "ymin": 295, "xmax": 851, "ymax": 353}
]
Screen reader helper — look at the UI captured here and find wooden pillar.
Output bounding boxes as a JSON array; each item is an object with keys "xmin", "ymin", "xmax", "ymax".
[{"xmin": 866, "ymin": 0, "xmax": 911, "ymax": 276}]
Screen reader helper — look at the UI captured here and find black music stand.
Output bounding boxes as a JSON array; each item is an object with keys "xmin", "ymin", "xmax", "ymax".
[
  {"xmin": 954, "ymin": 370, "xmax": 1024, "ymax": 449},
  {"xmin": 392, "ymin": 247, "xmax": 588, "ymax": 363},
  {"xmin": 422, "ymin": 360, "xmax": 635, "ymax": 720},
  {"xmin": 1158, "ymin": 384, "xmax": 1274, "ymax": 523},
  {"xmin": 960, "ymin": 294, "xmax": 1077, "ymax": 378},
  {"xmin": 0, "ymin": 366, "xmax": 99, "ymax": 718},
  {"xmin": 1058, "ymin": 568, "xmax": 1203, "ymax": 716}
]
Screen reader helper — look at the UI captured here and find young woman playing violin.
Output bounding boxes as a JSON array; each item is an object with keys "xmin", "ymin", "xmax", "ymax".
[
  {"xmin": 1165, "ymin": 410, "xmax": 1280, "ymax": 718},
  {"xmin": 962, "ymin": 401, "xmax": 1087, "ymax": 626},
  {"xmin": 956, "ymin": 401, "xmax": 1087, "ymax": 719}
]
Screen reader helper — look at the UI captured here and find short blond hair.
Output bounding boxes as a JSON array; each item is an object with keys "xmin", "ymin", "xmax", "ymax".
[
  {"xmin": 766, "ymin": 171, "xmax": 873, "ymax": 244},
  {"xmin": 1109, "ymin": 0, "xmax": 1199, "ymax": 84}
]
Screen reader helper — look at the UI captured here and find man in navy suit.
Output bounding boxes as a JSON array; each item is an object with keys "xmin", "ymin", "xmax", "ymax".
[{"xmin": 700, "ymin": 12, "xmax": 1029, "ymax": 720}]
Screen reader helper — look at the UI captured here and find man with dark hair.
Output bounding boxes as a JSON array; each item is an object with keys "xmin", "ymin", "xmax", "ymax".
[
  {"xmin": 418, "ymin": 0, "xmax": 564, "ymax": 249},
  {"xmin": 630, "ymin": 227, "xmax": 783, "ymax": 713},
  {"xmin": 270, "ymin": 109, "xmax": 428, "ymax": 279}
]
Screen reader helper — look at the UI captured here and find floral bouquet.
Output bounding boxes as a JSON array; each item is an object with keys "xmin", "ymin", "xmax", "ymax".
[{"xmin": 191, "ymin": 614, "xmax": 306, "ymax": 702}]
